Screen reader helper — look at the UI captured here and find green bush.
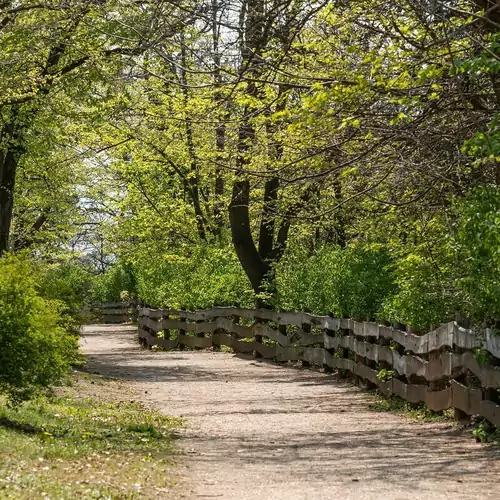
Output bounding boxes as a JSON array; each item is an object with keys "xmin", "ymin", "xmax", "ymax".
[
  {"xmin": 38, "ymin": 262, "xmax": 93, "ymax": 312},
  {"xmin": 456, "ymin": 186, "xmax": 500, "ymax": 323},
  {"xmin": 0, "ymin": 254, "xmax": 80, "ymax": 403},
  {"xmin": 134, "ymin": 243, "xmax": 253, "ymax": 309},
  {"xmin": 90, "ymin": 261, "xmax": 137, "ymax": 304},
  {"xmin": 276, "ymin": 243, "xmax": 395, "ymax": 319},
  {"xmin": 381, "ymin": 252, "xmax": 460, "ymax": 332}
]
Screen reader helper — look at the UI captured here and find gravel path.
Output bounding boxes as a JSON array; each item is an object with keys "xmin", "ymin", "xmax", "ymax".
[{"xmin": 81, "ymin": 324, "xmax": 500, "ymax": 500}]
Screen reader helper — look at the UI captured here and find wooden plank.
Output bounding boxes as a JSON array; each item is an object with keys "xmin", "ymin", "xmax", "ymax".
[
  {"xmin": 138, "ymin": 328, "xmax": 178, "ymax": 349},
  {"xmin": 454, "ymin": 323, "xmax": 483, "ymax": 351},
  {"xmin": 426, "ymin": 387, "xmax": 452, "ymax": 412},
  {"xmin": 310, "ymin": 315, "xmax": 340, "ymax": 330},
  {"xmin": 179, "ymin": 335, "xmax": 212, "ymax": 349},
  {"xmin": 102, "ymin": 315, "xmax": 130, "ymax": 324},
  {"xmin": 426, "ymin": 352, "xmax": 453, "ymax": 380},
  {"xmin": 364, "ymin": 322, "xmax": 379, "ymax": 338},
  {"xmin": 353, "ymin": 321, "xmax": 364, "ymax": 336},
  {"xmin": 212, "ymin": 333, "xmax": 255, "ymax": 353},
  {"xmin": 390, "ymin": 329, "xmax": 407, "ymax": 348},
  {"xmin": 254, "ymin": 342, "xmax": 276, "ymax": 359},
  {"xmin": 297, "ymin": 330, "xmax": 324, "ymax": 346},
  {"xmin": 379, "ymin": 325, "xmax": 394, "ymax": 340},
  {"xmin": 354, "ymin": 363, "xmax": 378, "ymax": 384},
  {"xmin": 484, "ymin": 329, "xmax": 500, "ymax": 360},
  {"xmin": 146, "ymin": 317, "xmax": 162, "ymax": 333},
  {"xmin": 355, "ymin": 340, "xmax": 379, "ymax": 361},
  {"xmin": 275, "ymin": 311, "xmax": 305, "ymax": 327},
  {"xmin": 323, "ymin": 333, "xmax": 341, "ymax": 350},
  {"xmin": 254, "ymin": 323, "xmax": 290, "ymax": 347},
  {"xmin": 303, "ymin": 348, "xmax": 325, "ymax": 366},
  {"xmin": 340, "ymin": 318, "xmax": 353, "ymax": 330},
  {"xmin": 451, "ymin": 380, "xmax": 469, "ymax": 414},
  {"xmin": 100, "ymin": 308, "xmax": 130, "ymax": 315},
  {"xmin": 405, "ymin": 333, "xmax": 428, "ymax": 354},
  {"xmin": 479, "ymin": 400, "xmax": 500, "ymax": 428},
  {"xmin": 462, "ymin": 352, "xmax": 500, "ymax": 388},
  {"xmin": 154, "ymin": 337, "xmax": 179, "ymax": 349},
  {"xmin": 427, "ymin": 322, "xmax": 453, "ymax": 352},
  {"xmin": 276, "ymin": 346, "xmax": 304, "ymax": 362},
  {"xmin": 378, "ymin": 346, "xmax": 393, "ymax": 365}
]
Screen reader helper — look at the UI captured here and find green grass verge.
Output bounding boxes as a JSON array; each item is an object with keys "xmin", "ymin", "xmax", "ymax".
[{"xmin": 0, "ymin": 376, "xmax": 183, "ymax": 499}]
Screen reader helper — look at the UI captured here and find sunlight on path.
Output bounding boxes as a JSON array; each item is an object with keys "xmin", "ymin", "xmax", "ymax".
[{"xmin": 81, "ymin": 325, "xmax": 500, "ymax": 500}]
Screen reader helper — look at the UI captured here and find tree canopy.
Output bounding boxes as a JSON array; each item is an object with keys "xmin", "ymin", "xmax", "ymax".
[{"xmin": 1, "ymin": 0, "xmax": 500, "ymax": 330}]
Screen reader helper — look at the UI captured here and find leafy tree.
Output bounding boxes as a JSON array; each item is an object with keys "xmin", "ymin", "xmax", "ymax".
[{"xmin": 0, "ymin": 254, "xmax": 80, "ymax": 403}]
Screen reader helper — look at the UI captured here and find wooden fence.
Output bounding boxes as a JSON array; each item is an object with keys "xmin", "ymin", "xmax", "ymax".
[
  {"xmin": 87, "ymin": 302, "xmax": 137, "ymax": 324},
  {"xmin": 137, "ymin": 306, "xmax": 500, "ymax": 428}
]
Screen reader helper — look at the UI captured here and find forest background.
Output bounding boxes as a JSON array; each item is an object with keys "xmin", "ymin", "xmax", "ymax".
[{"xmin": 2, "ymin": 1, "xmax": 500, "ymax": 398}]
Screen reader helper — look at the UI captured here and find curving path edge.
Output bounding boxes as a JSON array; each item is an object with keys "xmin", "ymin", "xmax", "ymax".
[{"xmin": 81, "ymin": 325, "xmax": 500, "ymax": 500}]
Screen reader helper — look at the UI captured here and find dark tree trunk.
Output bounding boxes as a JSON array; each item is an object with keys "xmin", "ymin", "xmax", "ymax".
[
  {"xmin": 229, "ymin": 180, "xmax": 269, "ymax": 293},
  {"xmin": 213, "ymin": 0, "xmax": 226, "ymax": 235},
  {"xmin": 0, "ymin": 121, "xmax": 22, "ymax": 256}
]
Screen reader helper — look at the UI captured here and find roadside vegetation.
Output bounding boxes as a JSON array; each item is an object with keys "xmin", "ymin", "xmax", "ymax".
[
  {"xmin": 0, "ymin": 373, "xmax": 182, "ymax": 499},
  {"xmin": 1, "ymin": 2, "xmax": 500, "ymax": 490}
]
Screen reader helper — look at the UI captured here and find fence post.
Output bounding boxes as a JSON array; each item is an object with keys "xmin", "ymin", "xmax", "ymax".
[
  {"xmin": 254, "ymin": 311, "xmax": 263, "ymax": 358},
  {"xmin": 179, "ymin": 307, "xmax": 186, "ymax": 350},
  {"xmin": 302, "ymin": 322, "xmax": 311, "ymax": 368}
]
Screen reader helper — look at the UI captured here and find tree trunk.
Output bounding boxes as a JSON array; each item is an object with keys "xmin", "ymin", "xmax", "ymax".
[
  {"xmin": 229, "ymin": 180, "xmax": 269, "ymax": 293},
  {"xmin": 0, "ymin": 121, "xmax": 22, "ymax": 256},
  {"xmin": 212, "ymin": 0, "xmax": 226, "ymax": 235}
]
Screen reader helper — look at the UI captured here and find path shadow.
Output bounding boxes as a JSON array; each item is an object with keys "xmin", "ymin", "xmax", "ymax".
[{"xmin": 80, "ymin": 324, "xmax": 500, "ymax": 492}]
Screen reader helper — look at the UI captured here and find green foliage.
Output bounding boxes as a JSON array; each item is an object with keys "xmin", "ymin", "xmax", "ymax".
[
  {"xmin": 0, "ymin": 254, "xmax": 80, "ymax": 403},
  {"xmin": 368, "ymin": 395, "xmax": 452, "ymax": 422},
  {"xmin": 376, "ymin": 369, "xmax": 395, "ymax": 382},
  {"xmin": 276, "ymin": 243, "xmax": 395, "ymax": 319},
  {"xmin": 90, "ymin": 261, "xmax": 137, "ymax": 304},
  {"xmin": 463, "ymin": 114, "xmax": 500, "ymax": 160},
  {"xmin": 134, "ymin": 243, "xmax": 253, "ymax": 309},
  {"xmin": 472, "ymin": 418, "xmax": 500, "ymax": 443},
  {"xmin": 455, "ymin": 187, "xmax": 500, "ymax": 323},
  {"xmin": 38, "ymin": 263, "xmax": 93, "ymax": 312},
  {"xmin": 381, "ymin": 251, "xmax": 460, "ymax": 332}
]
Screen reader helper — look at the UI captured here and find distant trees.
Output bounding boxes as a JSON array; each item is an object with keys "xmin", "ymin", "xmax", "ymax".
[{"xmin": 1, "ymin": 1, "xmax": 499, "ymax": 326}]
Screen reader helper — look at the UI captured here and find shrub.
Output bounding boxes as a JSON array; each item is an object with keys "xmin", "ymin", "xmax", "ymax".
[
  {"xmin": 90, "ymin": 261, "xmax": 137, "ymax": 304},
  {"xmin": 381, "ymin": 252, "xmax": 460, "ymax": 332},
  {"xmin": 455, "ymin": 186, "xmax": 500, "ymax": 323},
  {"xmin": 276, "ymin": 243, "xmax": 395, "ymax": 319},
  {"xmin": 134, "ymin": 243, "xmax": 253, "ymax": 309},
  {"xmin": 38, "ymin": 262, "xmax": 93, "ymax": 312},
  {"xmin": 0, "ymin": 254, "xmax": 80, "ymax": 403}
]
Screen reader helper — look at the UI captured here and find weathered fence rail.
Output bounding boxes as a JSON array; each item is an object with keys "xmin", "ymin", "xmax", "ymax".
[
  {"xmin": 137, "ymin": 306, "xmax": 500, "ymax": 427},
  {"xmin": 86, "ymin": 302, "xmax": 137, "ymax": 324}
]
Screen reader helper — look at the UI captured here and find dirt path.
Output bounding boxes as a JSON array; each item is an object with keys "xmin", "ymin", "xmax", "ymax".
[{"xmin": 81, "ymin": 324, "xmax": 500, "ymax": 500}]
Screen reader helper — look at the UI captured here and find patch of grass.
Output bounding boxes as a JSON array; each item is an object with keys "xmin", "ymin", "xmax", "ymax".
[
  {"xmin": 368, "ymin": 395, "xmax": 454, "ymax": 422},
  {"xmin": 0, "ymin": 375, "xmax": 183, "ymax": 499},
  {"xmin": 472, "ymin": 418, "xmax": 500, "ymax": 444}
]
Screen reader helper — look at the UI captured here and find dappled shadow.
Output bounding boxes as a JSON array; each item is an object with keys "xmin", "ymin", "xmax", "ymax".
[
  {"xmin": 80, "ymin": 324, "xmax": 500, "ymax": 495},
  {"xmin": 181, "ymin": 427, "xmax": 500, "ymax": 483},
  {"xmin": 0, "ymin": 417, "xmax": 39, "ymax": 435}
]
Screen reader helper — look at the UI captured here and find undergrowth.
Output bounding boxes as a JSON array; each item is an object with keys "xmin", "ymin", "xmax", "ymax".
[
  {"xmin": 368, "ymin": 395, "xmax": 454, "ymax": 422},
  {"xmin": 0, "ymin": 374, "xmax": 183, "ymax": 499}
]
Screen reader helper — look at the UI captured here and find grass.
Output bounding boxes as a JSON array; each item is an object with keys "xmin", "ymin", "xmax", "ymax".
[
  {"xmin": 368, "ymin": 394, "xmax": 454, "ymax": 422},
  {"xmin": 0, "ymin": 374, "xmax": 183, "ymax": 499}
]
